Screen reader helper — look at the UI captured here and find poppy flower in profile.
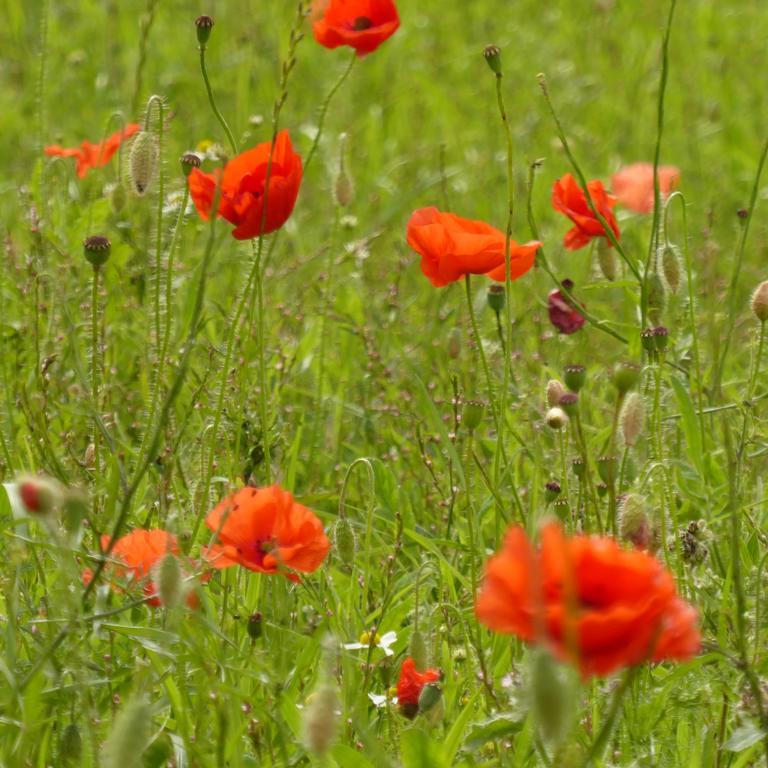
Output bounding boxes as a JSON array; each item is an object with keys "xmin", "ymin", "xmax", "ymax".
[
  {"xmin": 396, "ymin": 657, "xmax": 441, "ymax": 719},
  {"xmin": 612, "ymin": 162, "xmax": 680, "ymax": 214},
  {"xmin": 312, "ymin": 0, "xmax": 400, "ymax": 57},
  {"xmin": 552, "ymin": 172, "xmax": 620, "ymax": 251},
  {"xmin": 548, "ymin": 279, "xmax": 586, "ymax": 334},
  {"xmin": 44, "ymin": 123, "xmax": 141, "ymax": 179},
  {"xmin": 475, "ymin": 521, "xmax": 700, "ymax": 678},
  {"xmin": 188, "ymin": 130, "xmax": 303, "ymax": 240},
  {"xmin": 406, "ymin": 207, "xmax": 540, "ymax": 288},
  {"xmin": 83, "ymin": 529, "xmax": 200, "ymax": 608},
  {"xmin": 204, "ymin": 485, "xmax": 330, "ymax": 581}
]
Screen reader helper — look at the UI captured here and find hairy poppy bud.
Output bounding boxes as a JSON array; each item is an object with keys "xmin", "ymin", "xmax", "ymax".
[
  {"xmin": 487, "ymin": 284, "xmax": 505, "ymax": 313},
  {"xmin": 18, "ymin": 474, "xmax": 61, "ymax": 516},
  {"xmin": 154, "ymin": 552, "xmax": 184, "ymax": 609},
  {"xmin": 109, "ymin": 183, "xmax": 127, "ymax": 213},
  {"xmin": 483, "ymin": 45, "xmax": 502, "ymax": 75},
  {"xmin": 409, "ymin": 628, "xmax": 429, "ymax": 671},
  {"xmin": 660, "ymin": 243, "xmax": 682, "ymax": 294},
  {"xmin": 647, "ymin": 272, "xmax": 666, "ymax": 324},
  {"xmin": 462, "ymin": 400, "xmax": 486, "ymax": 431},
  {"xmin": 545, "ymin": 407, "xmax": 567, "ymax": 430},
  {"xmin": 247, "ymin": 612, "xmax": 263, "ymax": 640},
  {"xmin": 195, "ymin": 15, "xmax": 214, "ymax": 46},
  {"xmin": 60, "ymin": 723, "xmax": 82, "ymax": 764},
  {"xmin": 531, "ymin": 651, "xmax": 572, "ymax": 747},
  {"xmin": 653, "ymin": 325, "xmax": 669, "ymax": 352},
  {"xmin": 620, "ymin": 392, "xmax": 645, "ymax": 447},
  {"xmin": 619, "ymin": 494, "xmax": 651, "ymax": 549},
  {"xmin": 180, "ymin": 152, "xmax": 201, "ymax": 177},
  {"xmin": 751, "ymin": 281, "xmax": 768, "ymax": 323},
  {"xmin": 596, "ymin": 455, "xmax": 617, "ymax": 485},
  {"xmin": 597, "ymin": 239, "xmax": 618, "ymax": 281},
  {"xmin": 83, "ymin": 235, "xmax": 111, "ymax": 268},
  {"xmin": 128, "ymin": 130, "xmax": 159, "ymax": 196},
  {"xmin": 571, "ymin": 457, "xmax": 585, "ymax": 479},
  {"xmin": 613, "ymin": 361, "xmax": 641, "ymax": 394},
  {"xmin": 418, "ymin": 682, "xmax": 443, "ymax": 716},
  {"xmin": 563, "ymin": 364, "xmax": 586, "ymax": 393},
  {"xmin": 545, "ymin": 481, "xmax": 561, "ymax": 503},
  {"xmin": 448, "ymin": 328, "xmax": 461, "ymax": 359},
  {"xmin": 101, "ymin": 696, "xmax": 152, "ymax": 768},
  {"xmin": 303, "ymin": 680, "xmax": 339, "ymax": 757},
  {"xmin": 546, "ymin": 379, "xmax": 565, "ymax": 408},
  {"xmin": 558, "ymin": 392, "xmax": 579, "ymax": 417},
  {"xmin": 641, "ymin": 328, "xmax": 656, "ymax": 354},
  {"xmin": 333, "ymin": 517, "xmax": 356, "ymax": 561}
]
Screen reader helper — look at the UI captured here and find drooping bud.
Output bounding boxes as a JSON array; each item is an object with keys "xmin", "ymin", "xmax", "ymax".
[
  {"xmin": 18, "ymin": 474, "xmax": 61, "ymax": 516},
  {"xmin": 646, "ymin": 272, "xmax": 666, "ymax": 324},
  {"xmin": 597, "ymin": 239, "xmax": 619, "ymax": 281},
  {"xmin": 195, "ymin": 15, "xmax": 214, "ymax": 46},
  {"xmin": 487, "ymin": 284, "xmax": 505, "ymax": 313},
  {"xmin": 660, "ymin": 243, "xmax": 682, "ymax": 294},
  {"xmin": 333, "ymin": 517, "xmax": 356, "ymax": 561},
  {"xmin": 462, "ymin": 400, "xmax": 486, "ymax": 431},
  {"xmin": 545, "ymin": 407, "xmax": 567, "ymax": 430},
  {"xmin": 180, "ymin": 153, "xmax": 201, "ymax": 178},
  {"xmin": 83, "ymin": 235, "xmax": 111, "ymax": 268},
  {"xmin": 531, "ymin": 651, "xmax": 572, "ymax": 748},
  {"xmin": 563, "ymin": 364, "xmax": 586, "ymax": 393},
  {"xmin": 154, "ymin": 552, "xmax": 184, "ymax": 609},
  {"xmin": 652, "ymin": 325, "xmax": 669, "ymax": 353},
  {"xmin": 302, "ymin": 681, "xmax": 339, "ymax": 758},
  {"xmin": 59, "ymin": 723, "xmax": 83, "ymax": 764},
  {"xmin": 483, "ymin": 45, "xmax": 502, "ymax": 75},
  {"xmin": 750, "ymin": 281, "xmax": 768, "ymax": 323},
  {"xmin": 409, "ymin": 628, "xmax": 429, "ymax": 671},
  {"xmin": 558, "ymin": 392, "xmax": 579, "ymax": 417},
  {"xmin": 128, "ymin": 129, "xmax": 159, "ymax": 196},
  {"xmin": 596, "ymin": 456, "xmax": 617, "ymax": 486},
  {"xmin": 620, "ymin": 392, "xmax": 645, "ymax": 447},
  {"xmin": 613, "ymin": 361, "xmax": 641, "ymax": 394},
  {"xmin": 101, "ymin": 696, "xmax": 152, "ymax": 768},
  {"xmin": 546, "ymin": 379, "xmax": 565, "ymax": 408},
  {"xmin": 618, "ymin": 494, "xmax": 652, "ymax": 549},
  {"xmin": 247, "ymin": 612, "xmax": 263, "ymax": 640},
  {"xmin": 544, "ymin": 481, "xmax": 561, "ymax": 503}
]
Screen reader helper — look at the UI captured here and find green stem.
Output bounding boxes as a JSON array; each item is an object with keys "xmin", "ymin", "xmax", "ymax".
[
  {"xmin": 199, "ymin": 44, "xmax": 238, "ymax": 155},
  {"xmin": 91, "ymin": 266, "xmax": 101, "ymax": 523}
]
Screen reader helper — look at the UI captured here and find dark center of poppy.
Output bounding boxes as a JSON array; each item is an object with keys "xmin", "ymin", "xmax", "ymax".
[{"xmin": 352, "ymin": 16, "xmax": 373, "ymax": 31}]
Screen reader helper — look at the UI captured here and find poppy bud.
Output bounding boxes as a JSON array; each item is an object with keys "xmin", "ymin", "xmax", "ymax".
[
  {"xmin": 597, "ymin": 239, "xmax": 618, "ymax": 281},
  {"xmin": 418, "ymin": 682, "xmax": 443, "ymax": 716},
  {"xmin": 448, "ymin": 327, "xmax": 461, "ymax": 359},
  {"xmin": 596, "ymin": 481, "xmax": 609, "ymax": 498},
  {"xmin": 18, "ymin": 474, "xmax": 61, "ymax": 516},
  {"xmin": 545, "ymin": 407, "xmax": 567, "ymax": 430},
  {"xmin": 613, "ymin": 361, "xmax": 641, "ymax": 394},
  {"xmin": 483, "ymin": 45, "xmax": 502, "ymax": 75},
  {"xmin": 487, "ymin": 284, "xmax": 506, "ymax": 313},
  {"xmin": 619, "ymin": 494, "xmax": 652, "ymax": 549},
  {"xmin": 531, "ymin": 651, "xmax": 571, "ymax": 747},
  {"xmin": 462, "ymin": 400, "xmax": 486, "ymax": 431},
  {"xmin": 60, "ymin": 723, "xmax": 82, "ymax": 763},
  {"xmin": 646, "ymin": 272, "xmax": 666, "ymax": 324},
  {"xmin": 409, "ymin": 628, "xmax": 429, "ymax": 671},
  {"xmin": 660, "ymin": 243, "xmax": 682, "ymax": 294},
  {"xmin": 195, "ymin": 15, "xmax": 214, "ymax": 46},
  {"xmin": 620, "ymin": 392, "xmax": 645, "ymax": 447},
  {"xmin": 109, "ymin": 183, "xmax": 127, "ymax": 213},
  {"xmin": 101, "ymin": 696, "xmax": 152, "ymax": 768},
  {"xmin": 546, "ymin": 379, "xmax": 566, "ymax": 408},
  {"xmin": 247, "ymin": 612, "xmax": 263, "ymax": 640},
  {"xmin": 180, "ymin": 152, "xmax": 201, "ymax": 177},
  {"xmin": 154, "ymin": 552, "xmax": 184, "ymax": 609},
  {"xmin": 641, "ymin": 328, "xmax": 656, "ymax": 354},
  {"xmin": 571, "ymin": 457, "xmax": 585, "ymax": 479},
  {"xmin": 558, "ymin": 392, "xmax": 579, "ymax": 417},
  {"xmin": 544, "ymin": 481, "xmax": 561, "ymax": 503},
  {"xmin": 302, "ymin": 681, "xmax": 339, "ymax": 758},
  {"xmin": 652, "ymin": 325, "xmax": 669, "ymax": 352},
  {"xmin": 128, "ymin": 130, "xmax": 159, "ymax": 196},
  {"xmin": 750, "ymin": 281, "xmax": 768, "ymax": 323},
  {"xmin": 596, "ymin": 455, "xmax": 617, "ymax": 485},
  {"xmin": 563, "ymin": 364, "xmax": 586, "ymax": 393},
  {"xmin": 552, "ymin": 498, "xmax": 570, "ymax": 520},
  {"xmin": 333, "ymin": 517, "xmax": 356, "ymax": 561},
  {"xmin": 83, "ymin": 235, "xmax": 111, "ymax": 268}
]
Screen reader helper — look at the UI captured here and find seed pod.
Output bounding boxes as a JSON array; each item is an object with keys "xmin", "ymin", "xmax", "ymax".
[
  {"xmin": 545, "ymin": 407, "xmax": 567, "ymax": 430},
  {"xmin": 101, "ymin": 696, "xmax": 152, "ymax": 768},
  {"xmin": 558, "ymin": 392, "xmax": 579, "ymax": 417},
  {"xmin": 563, "ymin": 364, "xmax": 586, "ymax": 393},
  {"xmin": 660, "ymin": 243, "xmax": 682, "ymax": 294},
  {"xmin": 154, "ymin": 552, "xmax": 184, "ymax": 609},
  {"xmin": 597, "ymin": 239, "xmax": 619, "ymax": 281},
  {"xmin": 333, "ymin": 518, "xmax": 356, "ymax": 561},
  {"xmin": 646, "ymin": 272, "xmax": 666, "ymax": 324},
  {"xmin": 83, "ymin": 235, "xmax": 111, "ymax": 268},
  {"xmin": 571, "ymin": 457, "xmax": 585, "ymax": 479},
  {"xmin": 483, "ymin": 45, "xmax": 502, "ymax": 75},
  {"xmin": 303, "ymin": 681, "xmax": 339, "ymax": 757},
  {"xmin": 596, "ymin": 456, "xmax": 617, "ymax": 485},
  {"xmin": 462, "ymin": 400, "xmax": 486, "ymax": 431},
  {"xmin": 620, "ymin": 392, "xmax": 645, "ymax": 447},
  {"xmin": 59, "ymin": 723, "xmax": 82, "ymax": 764},
  {"xmin": 552, "ymin": 498, "xmax": 570, "ymax": 520},
  {"xmin": 596, "ymin": 481, "xmax": 609, "ymax": 498},
  {"xmin": 544, "ymin": 481, "xmax": 561, "ymax": 503},
  {"xmin": 487, "ymin": 284, "xmax": 505, "ymax": 313},
  {"xmin": 750, "ymin": 281, "xmax": 768, "ymax": 323},
  {"xmin": 641, "ymin": 328, "xmax": 655, "ymax": 354},
  {"xmin": 247, "ymin": 612, "xmax": 263, "ymax": 640},
  {"xmin": 180, "ymin": 152, "xmax": 201, "ymax": 177},
  {"xmin": 619, "ymin": 494, "xmax": 651, "ymax": 549},
  {"xmin": 128, "ymin": 130, "xmax": 159, "ymax": 196},
  {"xmin": 546, "ymin": 379, "xmax": 565, "ymax": 408},
  {"xmin": 613, "ymin": 361, "xmax": 641, "ymax": 394},
  {"xmin": 195, "ymin": 15, "xmax": 214, "ymax": 46},
  {"xmin": 652, "ymin": 325, "xmax": 669, "ymax": 352}
]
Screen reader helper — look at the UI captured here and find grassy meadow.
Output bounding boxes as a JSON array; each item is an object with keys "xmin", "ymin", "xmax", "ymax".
[{"xmin": 1, "ymin": 0, "xmax": 768, "ymax": 765}]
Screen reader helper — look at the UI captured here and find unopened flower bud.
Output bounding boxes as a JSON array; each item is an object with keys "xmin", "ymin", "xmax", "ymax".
[
  {"xmin": 546, "ymin": 379, "xmax": 565, "ymax": 408},
  {"xmin": 647, "ymin": 272, "xmax": 666, "ymax": 324},
  {"xmin": 303, "ymin": 682, "xmax": 339, "ymax": 757},
  {"xmin": 563, "ymin": 364, "xmax": 586, "ymax": 393},
  {"xmin": 335, "ymin": 168, "xmax": 354, "ymax": 208},
  {"xmin": 660, "ymin": 243, "xmax": 682, "ymax": 294},
  {"xmin": 619, "ymin": 494, "xmax": 651, "ymax": 549},
  {"xmin": 180, "ymin": 153, "xmax": 201, "ymax": 177},
  {"xmin": 418, "ymin": 682, "xmax": 443, "ymax": 715},
  {"xmin": 613, "ymin": 362, "xmax": 641, "ymax": 394},
  {"xmin": 101, "ymin": 696, "xmax": 152, "ymax": 768},
  {"xmin": 128, "ymin": 130, "xmax": 159, "ymax": 196},
  {"xmin": 448, "ymin": 328, "xmax": 461, "ymax": 359},
  {"xmin": 597, "ymin": 239, "xmax": 619, "ymax": 281},
  {"xmin": 620, "ymin": 392, "xmax": 645, "ymax": 447},
  {"xmin": 247, "ymin": 612, "xmax": 263, "ymax": 640},
  {"xmin": 483, "ymin": 45, "xmax": 502, "ymax": 75},
  {"xmin": 531, "ymin": 651, "xmax": 571, "ymax": 747},
  {"xmin": 558, "ymin": 392, "xmax": 579, "ymax": 417},
  {"xmin": 596, "ymin": 455, "xmax": 617, "ymax": 485},
  {"xmin": 652, "ymin": 325, "xmax": 669, "ymax": 352},
  {"xmin": 60, "ymin": 723, "xmax": 82, "ymax": 764},
  {"xmin": 409, "ymin": 628, "xmax": 428, "ymax": 671},
  {"xmin": 83, "ymin": 235, "xmax": 111, "ymax": 268},
  {"xmin": 195, "ymin": 15, "xmax": 214, "ymax": 46},
  {"xmin": 18, "ymin": 474, "xmax": 61, "ymax": 516},
  {"xmin": 462, "ymin": 400, "xmax": 486, "ymax": 431},
  {"xmin": 544, "ymin": 481, "xmax": 561, "ymax": 503},
  {"xmin": 333, "ymin": 517, "xmax": 356, "ymax": 561},
  {"xmin": 109, "ymin": 183, "xmax": 127, "ymax": 213},
  {"xmin": 154, "ymin": 552, "xmax": 184, "ymax": 609},
  {"xmin": 487, "ymin": 284, "xmax": 506, "ymax": 313},
  {"xmin": 751, "ymin": 281, "xmax": 768, "ymax": 323},
  {"xmin": 545, "ymin": 407, "xmax": 567, "ymax": 430}
]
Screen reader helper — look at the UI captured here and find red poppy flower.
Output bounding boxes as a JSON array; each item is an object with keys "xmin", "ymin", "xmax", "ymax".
[
  {"xmin": 189, "ymin": 130, "xmax": 303, "ymax": 240},
  {"xmin": 312, "ymin": 0, "xmax": 400, "ymax": 57},
  {"xmin": 548, "ymin": 279, "xmax": 586, "ymax": 334},
  {"xmin": 396, "ymin": 657, "xmax": 441, "ymax": 719},
  {"xmin": 475, "ymin": 522, "xmax": 700, "ymax": 678},
  {"xmin": 552, "ymin": 173, "xmax": 620, "ymax": 251},
  {"xmin": 44, "ymin": 123, "xmax": 141, "ymax": 179},
  {"xmin": 204, "ymin": 485, "xmax": 330, "ymax": 581},
  {"xmin": 612, "ymin": 162, "xmax": 680, "ymax": 214},
  {"xmin": 83, "ymin": 529, "xmax": 200, "ymax": 608},
  {"xmin": 406, "ymin": 207, "xmax": 540, "ymax": 288}
]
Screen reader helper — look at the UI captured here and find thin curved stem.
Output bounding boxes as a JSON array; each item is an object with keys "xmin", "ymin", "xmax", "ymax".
[{"xmin": 199, "ymin": 44, "xmax": 238, "ymax": 155}]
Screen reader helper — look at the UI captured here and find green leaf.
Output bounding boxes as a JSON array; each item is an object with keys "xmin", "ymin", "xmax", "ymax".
[
  {"xmin": 723, "ymin": 722, "xmax": 765, "ymax": 752},
  {"xmin": 400, "ymin": 729, "xmax": 446, "ymax": 767},
  {"xmin": 464, "ymin": 713, "xmax": 524, "ymax": 751}
]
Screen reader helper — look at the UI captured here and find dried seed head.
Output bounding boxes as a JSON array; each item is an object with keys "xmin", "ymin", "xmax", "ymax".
[
  {"xmin": 153, "ymin": 552, "xmax": 184, "ymax": 609},
  {"xmin": 750, "ymin": 281, "xmax": 768, "ymax": 323},
  {"xmin": 563, "ymin": 364, "xmax": 586, "ymax": 393},
  {"xmin": 180, "ymin": 152, "xmax": 201, "ymax": 177},
  {"xmin": 195, "ymin": 15, "xmax": 214, "ymax": 45},
  {"xmin": 660, "ymin": 243, "xmax": 682, "ymax": 294},
  {"xmin": 545, "ymin": 407, "xmax": 567, "ymax": 430},
  {"xmin": 619, "ymin": 494, "xmax": 652, "ymax": 550},
  {"xmin": 101, "ymin": 696, "xmax": 152, "ymax": 768},
  {"xmin": 83, "ymin": 235, "xmax": 111, "ymax": 268},
  {"xmin": 620, "ymin": 392, "xmax": 645, "ymax": 447},
  {"xmin": 483, "ymin": 45, "xmax": 502, "ymax": 75},
  {"xmin": 597, "ymin": 238, "xmax": 619, "ymax": 281},
  {"xmin": 128, "ymin": 130, "xmax": 159, "ymax": 196},
  {"xmin": 487, "ymin": 284, "xmax": 506, "ymax": 313},
  {"xmin": 546, "ymin": 379, "xmax": 566, "ymax": 408}
]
